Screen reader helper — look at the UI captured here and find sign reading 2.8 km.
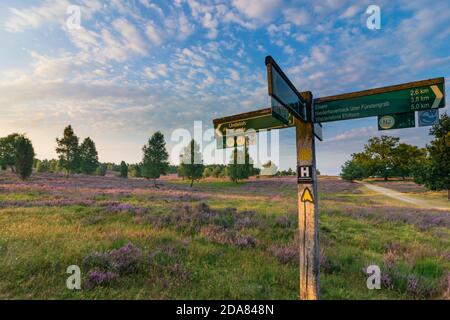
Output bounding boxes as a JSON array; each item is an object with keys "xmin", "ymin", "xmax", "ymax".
[{"xmin": 314, "ymin": 78, "xmax": 445, "ymax": 123}]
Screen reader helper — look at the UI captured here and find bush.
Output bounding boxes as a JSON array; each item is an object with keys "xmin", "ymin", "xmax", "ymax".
[
  {"xmin": 96, "ymin": 164, "xmax": 107, "ymax": 176},
  {"xmin": 14, "ymin": 135, "xmax": 35, "ymax": 180},
  {"xmin": 119, "ymin": 161, "xmax": 128, "ymax": 178},
  {"xmin": 36, "ymin": 159, "xmax": 51, "ymax": 173}
]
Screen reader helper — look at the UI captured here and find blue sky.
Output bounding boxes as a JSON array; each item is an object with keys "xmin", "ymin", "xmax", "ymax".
[{"xmin": 0, "ymin": 0, "xmax": 449, "ymax": 174}]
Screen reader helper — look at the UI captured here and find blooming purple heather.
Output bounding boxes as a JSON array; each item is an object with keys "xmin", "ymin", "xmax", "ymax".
[{"xmin": 85, "ymin": 269, "xmax": 118, "ymax": 289}]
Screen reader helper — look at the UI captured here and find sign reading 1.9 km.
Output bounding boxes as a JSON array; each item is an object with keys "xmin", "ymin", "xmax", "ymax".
[{"xmin": 314, "ymin": 78, "xmax": 445, "ymax": 123}]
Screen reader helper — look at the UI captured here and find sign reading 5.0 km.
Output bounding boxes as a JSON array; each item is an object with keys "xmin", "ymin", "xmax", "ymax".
[{"xmin": 314, "ymin": 78, "xmax": 445, "ymax": 123}]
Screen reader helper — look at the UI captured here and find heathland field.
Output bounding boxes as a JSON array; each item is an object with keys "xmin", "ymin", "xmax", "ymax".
[{"xmin": 0, "ymin": 172, "xmax": 448, "ymax": 299}]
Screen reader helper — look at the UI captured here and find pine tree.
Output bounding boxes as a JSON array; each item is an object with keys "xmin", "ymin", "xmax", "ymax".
[
  {"xmin": 178, "ymin": 139, "xmax": 204, "ymax": 187},
  {"xmin": 56, "ymin": 125, "xmax": 80, "ymax": 177},
  {"xmin": 79, "ymin": 137, "xmax": 99, "ymax": 175},
  {"xmin": 14, "ymin": 135, "xmax": 35, "ymax": 180},
  {"xmin": 227, "ymin": 144, "xmax": 253, "ymax": 183},
  {"xmin": 120, "ymin": 161, "xmax": 128, "ymax": 178},
  {"xmin": 142, "ymin": 131, "xmax": 169, "ymax": 187}
]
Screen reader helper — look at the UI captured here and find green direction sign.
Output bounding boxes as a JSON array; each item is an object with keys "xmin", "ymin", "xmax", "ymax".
[
  {"xmin": 213, "ymin": 108, "xmax": 294, "ymax": 149},
  {"xmin": 265, "ymin": 56, "xmax": 307, "ymax": 122},
  {"xmin": 314, "ymin": 78, "xmax": 445, "ymax": 123},
  {"xmin": 271, "ymin": 97, "xmax": 290, "ymax": 125},
  {"xmin": 378, "ymin": 112, "xmax": 415, "ymax": 131}
]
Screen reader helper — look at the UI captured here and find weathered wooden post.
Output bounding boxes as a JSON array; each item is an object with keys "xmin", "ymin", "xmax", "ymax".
[{"xmin": 296, "ymin": 91, "xmax": 320, "ymax": 300}]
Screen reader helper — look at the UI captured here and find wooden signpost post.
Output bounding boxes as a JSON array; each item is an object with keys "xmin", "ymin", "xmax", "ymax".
[
  {"xmin": 295, "ymin": 92, "xmax": 320, "ymax": 300},
  {"xmin": 213, "ymin": 55, "xmax": 446, "ymax": 300}
]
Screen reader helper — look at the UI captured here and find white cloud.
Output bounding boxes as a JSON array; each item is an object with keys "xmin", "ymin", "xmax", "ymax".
[
  {"xmin": 156, "ymin": 64, "xmax": 169, "ymax": 77},
  {"xmin": 228, "ymin": 68, "xmax": 240, "ymax": 81},
  {"xmin": 112, "ymin": 19, "xmax": 147, "ymax": 56},
  {"xmin": 4, "ymin": 0, "xmax": 103, "ymax": 33},
  {"xmin": 339, "ymin": 5, "xmax": 360, "ymax": 19},
  {"xmin": 327, "ymin": 126, "xmax": 378, "ymax": 142},
  {"xmin": 283, "ymin": 45, "xmax": 295, "ymax": 55},
  {"xmin": 144, "ymin": 67, "xmax": 157, "ymax": 80},
  {"xmin": 145, "ymin": 22, "xmax": 164, "ymax": 46},
  {"xmin": 202, "ymin": 12, "xmax": 218, "ymax": 39},
  {"xmin": 267, "ymin": 23, "xmax": 291, "ymax": 37},
  {"xmin": 294, "ymin": 33, "xmax": 308, "ymax": 43},
  {"xmin": 232, "ymin": 0, "xmax": 282, "ymax": 22},
  {"xmin": 282, "ymin": 7, "xmax": 310, "ymax": 26},
  {"xmin": 139, "ymin": 0, "xmax": 164, "ymax": 16},
  {"xmin": 4, "ymin": 0, "xmax": 70, "ymax": 33}
]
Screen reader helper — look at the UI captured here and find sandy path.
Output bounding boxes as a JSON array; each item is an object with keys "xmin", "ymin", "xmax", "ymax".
[{"xmin": 358, "ymin": 182, "xmax": 450, "ymax": 211}]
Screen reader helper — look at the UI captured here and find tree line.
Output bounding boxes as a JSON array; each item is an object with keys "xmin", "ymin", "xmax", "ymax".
[
  {"xmin": 340, "ymin": 114, "xmax": 449, "ymax": 199},
  {"xmin": 0, "ymin": 126, "xmax": 264, "ymax": 187}
]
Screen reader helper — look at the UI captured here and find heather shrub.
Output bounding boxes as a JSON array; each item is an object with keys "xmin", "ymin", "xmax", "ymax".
[
  {"xmin": 85, "ymin": 269, "xmax": 118, "ymax": 289},
  {"xmin": 440, "ymin": 272, "xmax": 450, "ymax": 299},
  {"xmin": 379, "ymin": 261, "xmax": 440, "ymax": 298},
  {"xmin": 167, "ymin": 263, "xmax": 190, "ymax": 282},
  {"xmin": 83, "ymin": 251, "xmax": 111, "ymax": 270},
  {"xmin": 109, "ymin": 243, "xmax": 143, "ymax": 275},
  {"xmin": 83, "ymin": 243, "xmax": 144, "ymax": 276},
  {"xmin": 200, "ymin": 225, "xmax": 257, "ymax": 248},
  {"xmin": 406, "ymin": 275, "xmax": 436, "ymax": 298},
  {"xmin": 146, "ymin": 203, "xmax": 259, "ymax": 235},
  {"xmin": 234, "ymin": 234, "xmax": 258, "ymax": 248},
  {"xmin": 269, "ymin": 244, "xmax": 298, "ymax": 264},
  {"xmin": 274, "ymin": 215, "xmax": 292, "ymax": 228}
]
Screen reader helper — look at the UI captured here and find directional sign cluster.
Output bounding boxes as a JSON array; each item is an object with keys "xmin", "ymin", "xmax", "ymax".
[
  {"xmin": 313, "ymin": 77, "xmax": 445, "ymax": 131},
  {"xmin": 214, "ymin": 57, "xmax": 446, "ymax": 148}
]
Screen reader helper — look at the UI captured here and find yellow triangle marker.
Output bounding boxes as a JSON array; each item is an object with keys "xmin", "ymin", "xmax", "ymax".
[{"xmin": 301, "ymin": 187, "xmax": 314, "ymax": 203}]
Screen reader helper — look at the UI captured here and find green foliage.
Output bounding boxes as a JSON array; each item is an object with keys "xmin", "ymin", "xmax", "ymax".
[
  {"xmin": 340, "ymin": 159, "xmax": 367, "ymax": 182},
  {"xmin": 96, "ymin": 164, "xmax": 107, "ymax": 176},
  {"xmin": 14, "ymin": 135, "xmax": 35, "ymax": 180},
  {"xmin": 168, "ymin": 165, "xmax": 178, "ymax": 174},
  {"xmin": 79, "ymin": 137, "xmax": 99, "ymax": 175},
  {"xmin": 36, "ymin": 159, "xmax": 52, "ymax": 173},
  {"xmin": 412, "ymin": 113, "xmax": 450, "ymax": 197},
  {"xmin": 392, "ymin": 143, "xmax": 426, "ymax": 179},
  {"xmin": 203, "ymin": 167, "xmax": 213, "ymax": 178},
  {"xmin": 227, "ymin": 146, "xmax": 253, "ymax": 183},
  {"xmin": 0, "ymin": 133, "xmax": 21, "ymax": 172},
  {"xmin": 340, "ymin": 135, "xmax": 427, "ymax": 181},
  {"xmin": 142, "ymin": 132, "xmax": 169, "ymax": 186},
  {"xmin": 200, "ymin": 165, "xmax": 226, "ymax": 178},
  {"xmin": 120, "ymin": 161, "xmax": 128, "ymax": 178},
  {"xmin": 129, "ymin": 164, "xmax": 142, "ymax": 177},
  {"xmin": 56, "ymin": 125, "xmax": 80, "ymax": 177},
  {"xmin": 363, "ymin": 136, "xmax": 399, "ymax": 180},
  {"xmin": 178, "ymin": 140, "xmax": 204, "ymax": 187}
]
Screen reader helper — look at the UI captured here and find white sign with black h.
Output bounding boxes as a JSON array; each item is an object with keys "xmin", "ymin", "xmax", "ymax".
[{"xmin": 298, "ymin": 165, "xmax": 313, "ymax": 183}]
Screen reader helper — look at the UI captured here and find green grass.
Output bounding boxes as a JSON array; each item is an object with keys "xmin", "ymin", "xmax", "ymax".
[{"xmin": 0, "ymin": 173, "xmax": 448, "ymax": 299}]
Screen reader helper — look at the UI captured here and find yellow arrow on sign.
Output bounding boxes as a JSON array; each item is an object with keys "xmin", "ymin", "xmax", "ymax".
[
  {"xmin": 301, "ymin": 187, "xmax": 314, "ymax": 203},
  {"xmin": 431, "ymin": 85, "xmax": 443, "ymax": 109}
]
